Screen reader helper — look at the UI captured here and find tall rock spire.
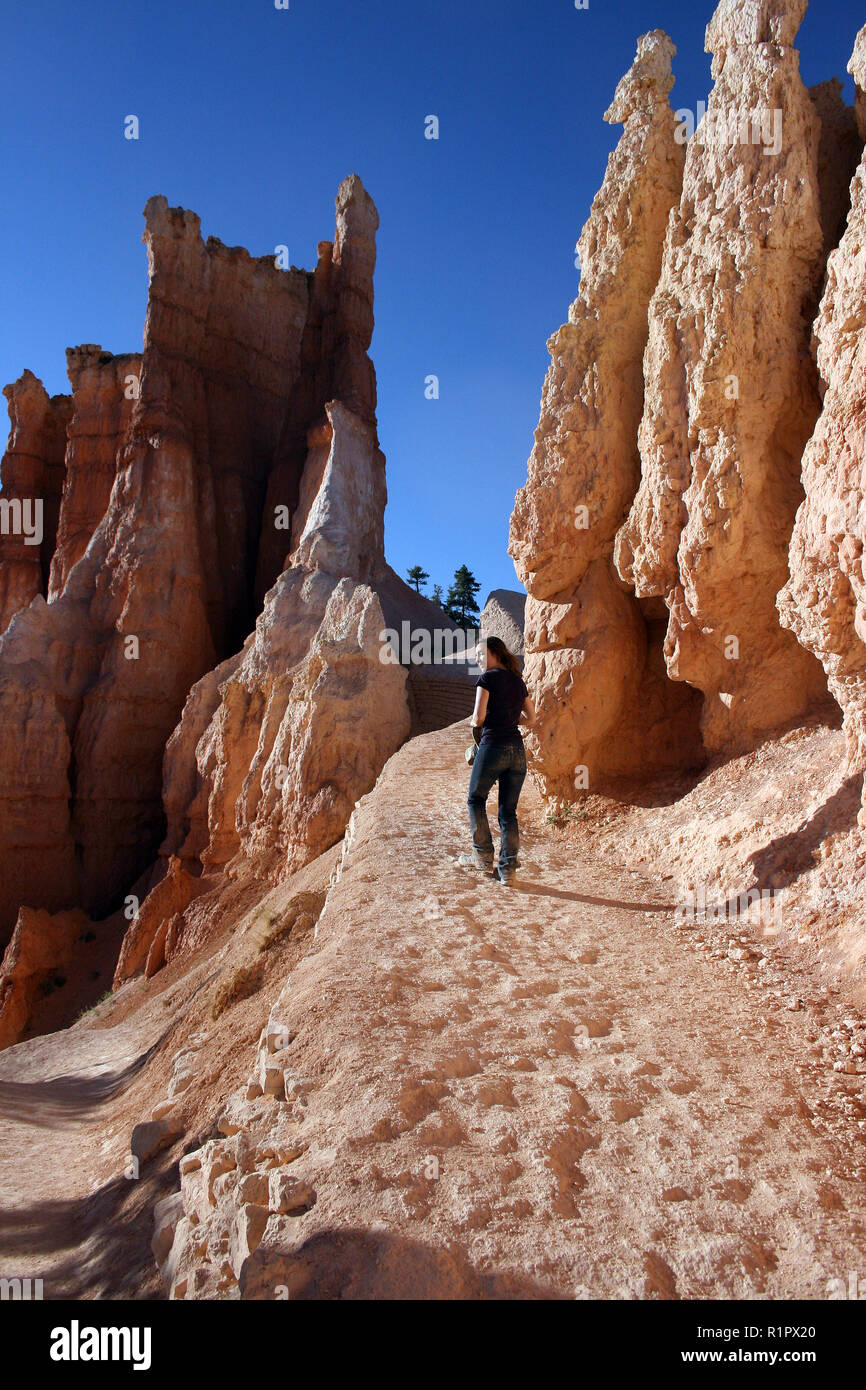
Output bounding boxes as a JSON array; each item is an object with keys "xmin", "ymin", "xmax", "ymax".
[
  {"xmin": 615, "ymin": 0, "xmax": 829, "ymax": 755},
  {"xmin": 509, "ymin": 31, "xmax": 701, "ymax": 801}
]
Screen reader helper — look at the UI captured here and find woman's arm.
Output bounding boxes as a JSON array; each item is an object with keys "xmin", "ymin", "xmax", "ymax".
[{"xmin": 471, "ymin": 687, "xmax": 489, "ymax": 729}]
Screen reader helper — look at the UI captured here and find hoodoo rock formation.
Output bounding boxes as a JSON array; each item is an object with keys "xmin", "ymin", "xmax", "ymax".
[
  {"xmin": 513, "ymin": 0, "xmax": 866, "ymax": 807},
  {"xmin": 48, "ymin": 346, "xmax": 142, "ymax": 600},
  {"xmin": 779, "ymin": 26, "xmax": 866, "ymax": 824},
  {"xmin": 0, "ymin": 175, "xmax": 459, "ymax": 1043},
  {"xmin": 614, "ymin": 0, "xmax": 832, "ymax": 755},
  {"xmin": 0, "ymin": 372, "xmax": 71, "ymax": 632},
  {"xmin": 509, "ymin": 30, "xmax": 703, "ymax": 801}
]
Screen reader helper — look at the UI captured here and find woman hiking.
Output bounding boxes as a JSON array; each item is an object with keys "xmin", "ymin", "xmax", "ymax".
[{"xmin": 459, "ymin": 635, "xmax": 535, "ymax": 887}]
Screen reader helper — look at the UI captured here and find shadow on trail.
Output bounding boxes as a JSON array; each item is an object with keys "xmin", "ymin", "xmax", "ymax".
[
  {"xmin": 748, "ymin": 771, "xmax": 864, "ymax": 892},
  {"xmin": 0, "ymin": 1155, "xmax": 179, "ymax": 1298},
  {"xmin": 513, "ymin": 881, "xmax": 674, "ymax": 913}
]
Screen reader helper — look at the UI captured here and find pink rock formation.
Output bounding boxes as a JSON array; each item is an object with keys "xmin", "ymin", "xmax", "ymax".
[
  {"xmin": 614, "ymin": 0, "xmax": 830, "ymax": 756},
  {"xmin": 509, "ymin": 32, "xmax": 703, "ymax": 800},
  {"xmin": 118, "ymin": 411, "xmax": 408, "ymax": 981},
  {"xmin": 0, "ymin": 177, "xmax": 388, "ymax": 943},
  {"xmin": 254, "ymin": 178, "xmax": 380, "ymax": 604},
  {"xmin": 48, "ymin": 346, "xmax": 141, "ymax": 598},
  {"xmin": 156, "ymin": 396, "xmax": 391, "ymax": 876},
  {"xmin": 113, "ymin": 855, "xmax": 205, "ymax": 985},
  {"xmin": 778, "ymin": 26, "xmax": 866, "ymax": 823},
  {"xmin": 0, "ymin": 372, "xmax": 71, "ymax": 632},
  {"xmin": 0, "ymin": 171, "xmax": 460, "ymax": 1001}
]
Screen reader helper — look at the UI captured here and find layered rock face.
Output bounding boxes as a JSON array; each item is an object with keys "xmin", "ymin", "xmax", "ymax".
[
  {"xmin": 155, "ymin": 398, "xmax": 392, "ymax": 875},
  {"xmin": 779, "ymin": 28, "xmax": 866, "ymax": 823},
  {"xmin": 0, "ymin": 372, "xmax": 71, "ymax": 632},
  {"xmin": 509, "ymin": 31, "xmax": 703, "ymax": 799},
  {"xmin": 614, "ymin": 0, "xmax": 831, "ymax": 755},
  {"xmin": 48, "ymin": 346, "xmax": 141, "ymax": 599},
  {"xmin": 0, "ymin": 176, "xmax": 422, "ymax": 954},
  {"xmin": 254, "ymin": 179, "xmax": 380, "ymax": 604}
]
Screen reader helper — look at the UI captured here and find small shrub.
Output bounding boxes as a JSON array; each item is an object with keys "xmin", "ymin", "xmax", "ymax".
[
  {"xmin": 546, "ymin": 801, "xmax": 586, "ymax": 828},
  {"xmin": 256, "ymin": 890, "xmax": 325, "ymax": 952},
  {"xmin": 211, "ymin": 962, "xmax": 264, "ymax": 1020},
  {"xmin": 74, "ymin": 989, "xmax": 114, "ymax": 1024}
]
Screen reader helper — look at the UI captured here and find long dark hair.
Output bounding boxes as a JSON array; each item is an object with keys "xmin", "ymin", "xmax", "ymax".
[{"xmin": 484, "ymin": 635, "xmax": 521, "ymax": 675}]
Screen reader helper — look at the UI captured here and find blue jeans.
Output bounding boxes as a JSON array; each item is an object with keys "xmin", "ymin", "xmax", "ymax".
[{"xmin": 467, "ymin": 740, "xmax": 527, "ymax": 871}]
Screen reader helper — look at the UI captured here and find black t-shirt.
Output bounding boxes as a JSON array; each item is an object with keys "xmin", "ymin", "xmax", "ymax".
[{"xmin": 476, "ymin": 667, "xmax": 528, "ymax": 745}]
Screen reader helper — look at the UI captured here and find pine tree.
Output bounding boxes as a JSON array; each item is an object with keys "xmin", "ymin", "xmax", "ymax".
[
  {"xmin": 431, "ymin": 583, "xmax": 445, "ymax": 608},
  {"xmin": 406, "ymin": 565, "xmax": 429, "ymax": 594},
  {"xmin": 445, "ymin": 565, "xmax": 481, "ymax": 626}
]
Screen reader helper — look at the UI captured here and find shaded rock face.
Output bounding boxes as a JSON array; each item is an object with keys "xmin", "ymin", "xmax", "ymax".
[
  {"xmin": 0, "ymin": 176, "xmax": 400, "ymax": 946},
  {"xmin": 0, "ymin": 906, "xmax": 90, "ymax": 1050},
  {"xmin": 809, "ymin": 80, "xmax": 861, "ymax": 258},
  {"xmin": 48, "ymin": 347, "xmax": 141, "ymax": 600},
  {"xmin": 0, "ymin": 372, "xmax": 72, "ymax": 632},
  {"xmin": 509, "ymin": 31, "xmax": 704, "ymax": 800},
  {"xmin": 614, "ymin": 0, "xmax": 831, "ymax": 756},
  {"xmin": 779, "ymin": 28, "xmax": 866, "ymax": 824}
]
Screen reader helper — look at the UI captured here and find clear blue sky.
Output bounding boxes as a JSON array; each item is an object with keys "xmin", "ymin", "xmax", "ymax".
[{"xmin": 0, "ymin": 0, "xmax": 858, "ymax": 602}]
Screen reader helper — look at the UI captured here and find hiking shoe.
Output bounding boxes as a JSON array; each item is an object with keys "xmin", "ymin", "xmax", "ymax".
[
  {"xmin": 458, "ymin": 850, "xmax": 495, "ymax": 874},
  {"xmin": 495, "ymin": 867, "xmax": 517, "ymax": 887}
]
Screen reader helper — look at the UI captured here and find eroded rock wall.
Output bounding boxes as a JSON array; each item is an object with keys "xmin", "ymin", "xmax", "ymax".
[
  {"xmin": 809, "ymin": 79, "xmax": 861, "ymax": 258},
  {"xmin": 254, "ymin": 178, "xmax": 380, "ymax": 603},
  {"xmin": 614, "ymin": 0, "xmax": 830, "ymax": 755},
  {"xmin": 509, "ymin": 31, "xmax": 703, "ymax": 800},
  {"xmin": 778, "ymin": 27, "xmax": 866, "ymax": 824}
]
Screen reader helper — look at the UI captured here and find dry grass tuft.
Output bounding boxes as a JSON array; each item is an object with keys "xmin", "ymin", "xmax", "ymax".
[{"xmin": 210, "ymin": 961, "xmax": 265, "ymax": 1019}]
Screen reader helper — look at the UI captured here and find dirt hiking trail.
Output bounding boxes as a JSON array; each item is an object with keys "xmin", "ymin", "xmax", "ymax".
[{"xmin": 1, "ymin": 720, "xmax": 864, "ymax": 1299}]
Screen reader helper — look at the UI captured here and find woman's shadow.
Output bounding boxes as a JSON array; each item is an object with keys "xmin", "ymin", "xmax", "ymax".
[{"xmin": 747, "ymin": 771, "xmax": 864, "ymax": 892}]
